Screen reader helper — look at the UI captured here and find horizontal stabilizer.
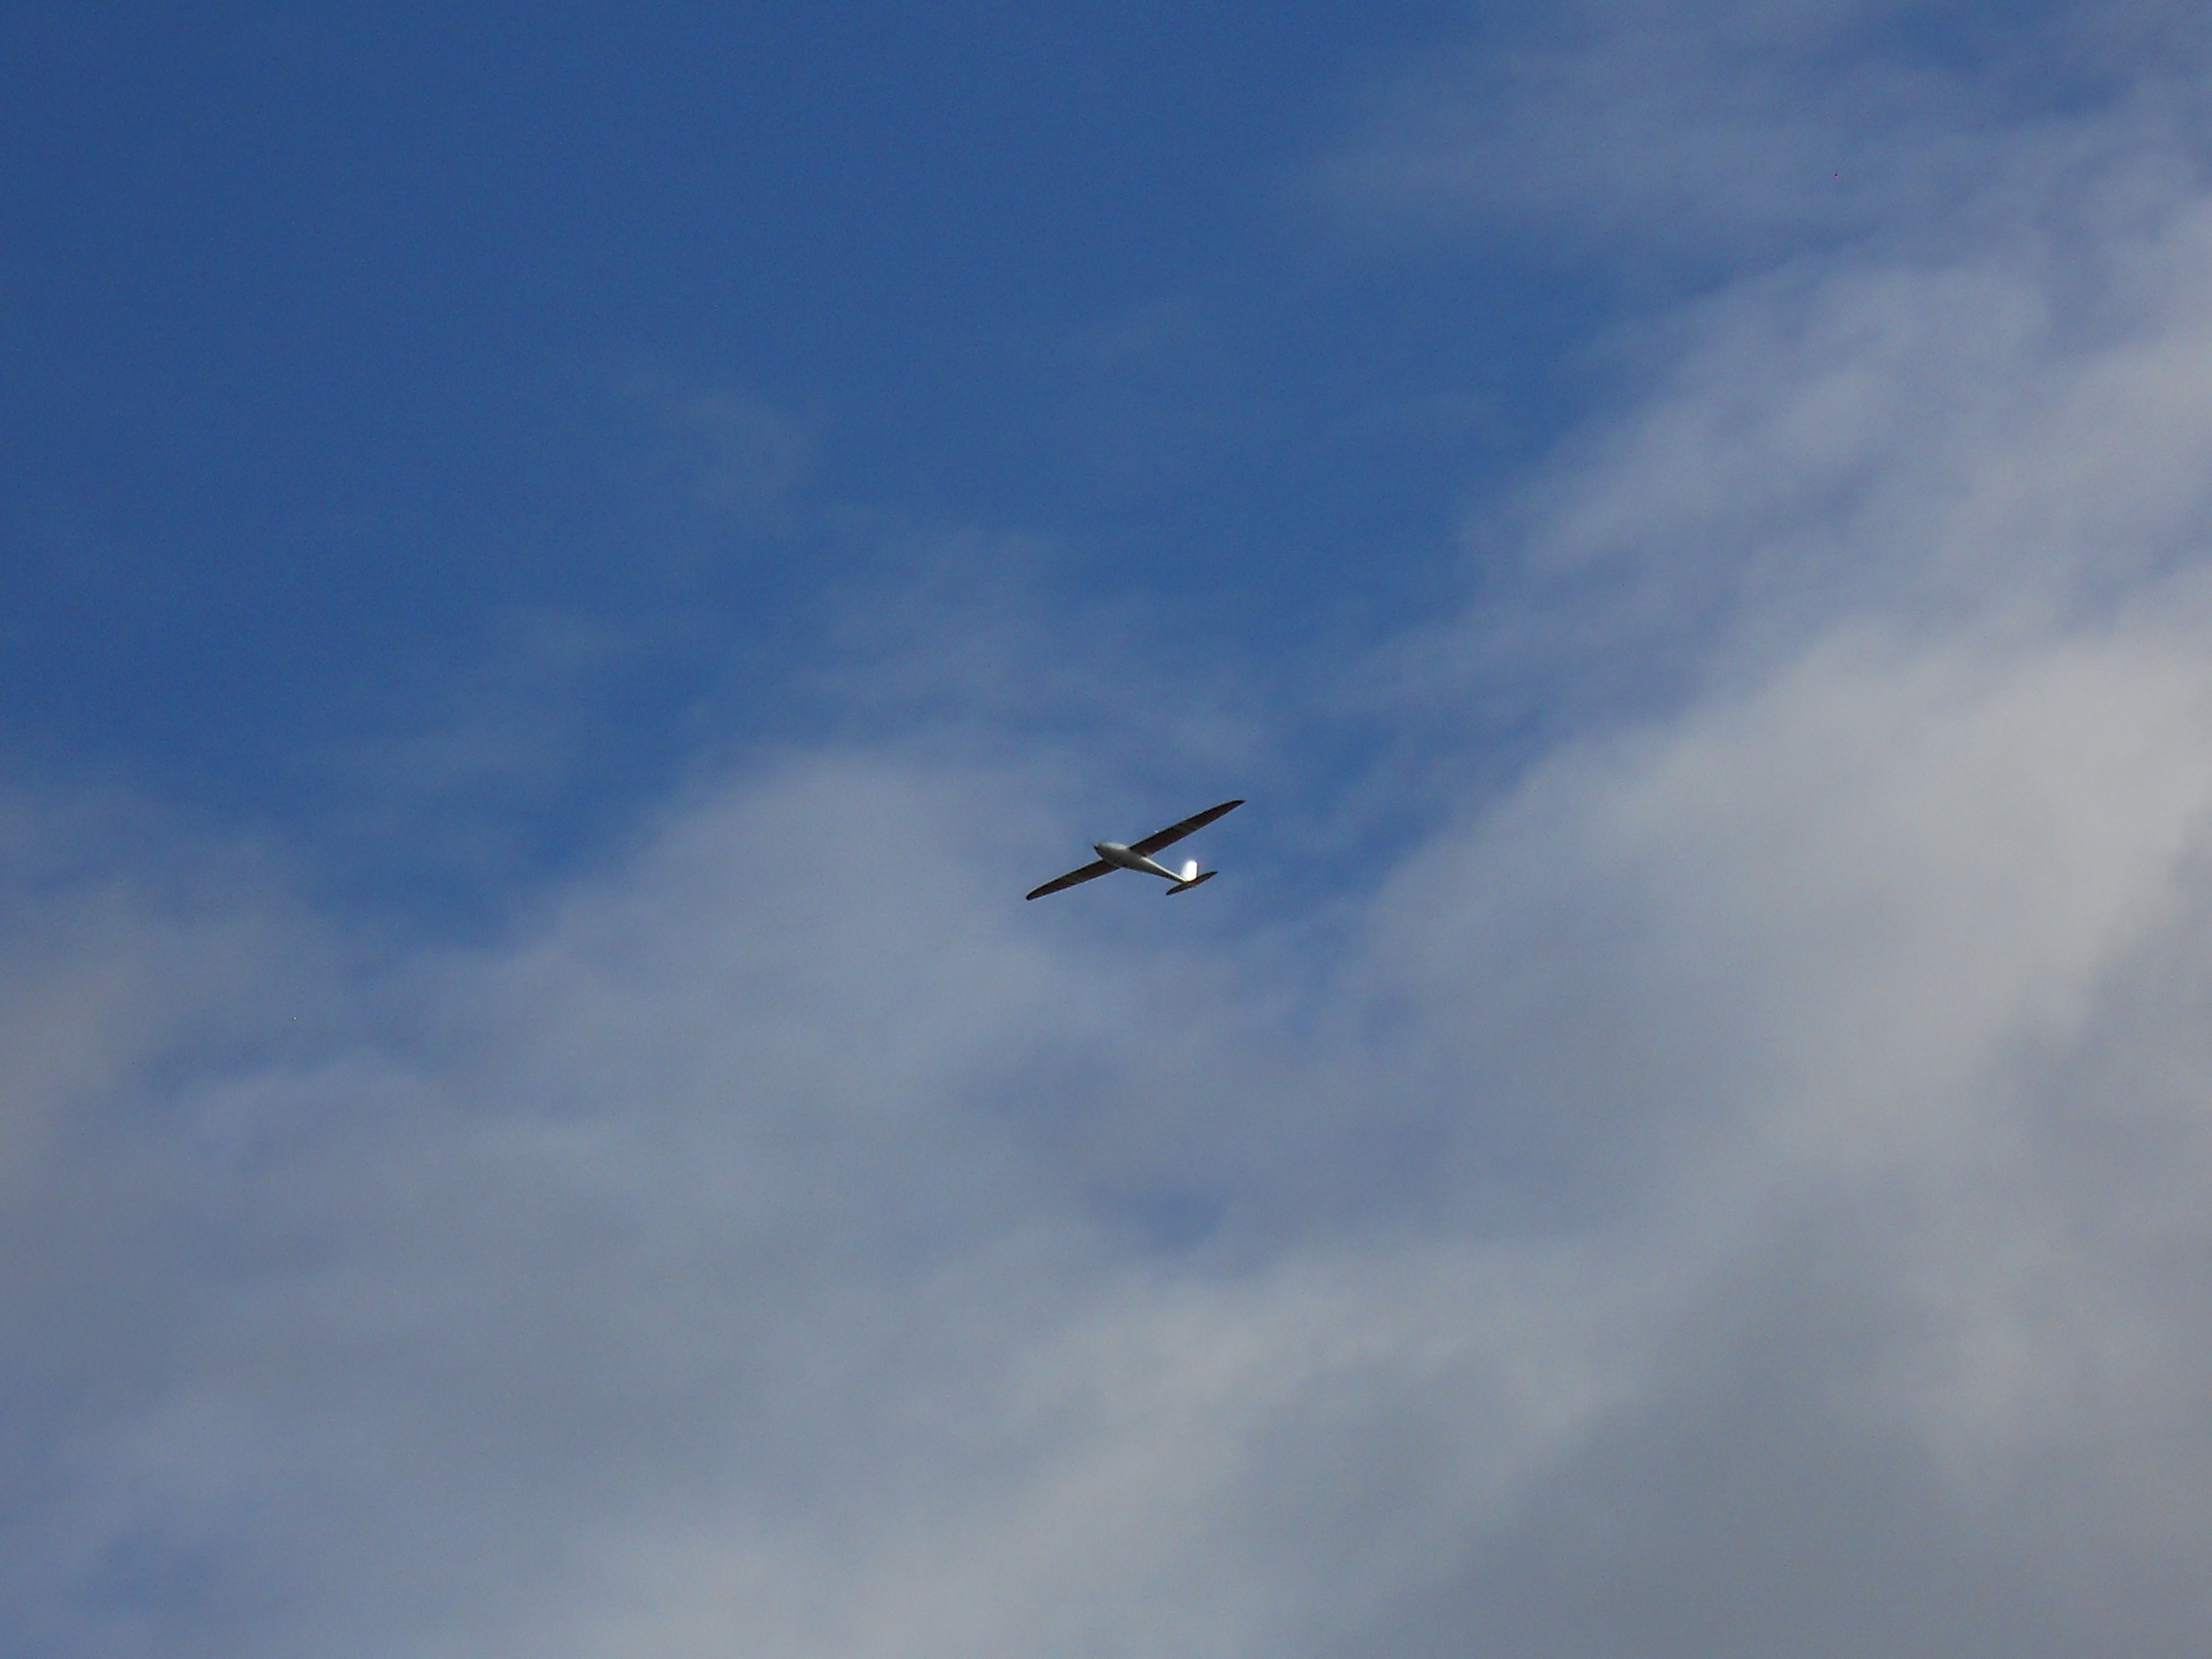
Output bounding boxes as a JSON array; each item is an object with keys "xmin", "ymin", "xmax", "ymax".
[{"xmin": 1164, "ymin": 870, "xmax": 1216, "ymax": 895}]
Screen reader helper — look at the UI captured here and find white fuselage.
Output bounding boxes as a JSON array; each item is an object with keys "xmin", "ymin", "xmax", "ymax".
[{"xmin": 1095, "ymin": 841, "xmax": 1183, "ymax": 881}]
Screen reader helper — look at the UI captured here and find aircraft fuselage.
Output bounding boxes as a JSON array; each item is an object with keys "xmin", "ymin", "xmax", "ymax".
[{"xmin": 1095, "ymin": 841, "xmax": 1182, "ymax": 881}]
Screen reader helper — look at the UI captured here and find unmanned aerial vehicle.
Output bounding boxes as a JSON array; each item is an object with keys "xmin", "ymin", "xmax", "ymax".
[{"xmin": 1025, "ymin": 799, "xmax": 1244, "ymax": 899}]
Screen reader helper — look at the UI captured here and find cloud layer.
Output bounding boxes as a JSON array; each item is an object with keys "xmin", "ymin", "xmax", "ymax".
[{"xmin": 12, "ymin": 6, "xmax": 2212, "ymax": 1655}]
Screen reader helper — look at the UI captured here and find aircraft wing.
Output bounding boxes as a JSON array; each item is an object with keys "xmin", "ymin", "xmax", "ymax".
[
  {"xmin": 1128, "ymin": 797, "xmax": 1244, "ymax": 857},
  {"xmin": 1025, "ymin": 859, "xmax": 1116, "ymax": 901}
]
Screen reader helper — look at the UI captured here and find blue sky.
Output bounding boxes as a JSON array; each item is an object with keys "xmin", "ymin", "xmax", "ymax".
[
  {"xmin": 6, "ymin": 0, "xmax": 1582, "ymax": 916},
  {"xmin": 12, "ymin": 3, "xmax": 2212, "ymax": 1655}
]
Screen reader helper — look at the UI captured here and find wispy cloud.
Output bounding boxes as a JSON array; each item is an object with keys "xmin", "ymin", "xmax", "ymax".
[{"xmin": 1327, "ymin": 0, "xmax": 2212, "ymax": 267}]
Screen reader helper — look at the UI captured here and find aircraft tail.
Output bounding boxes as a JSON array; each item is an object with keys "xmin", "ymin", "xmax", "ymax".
[{"xmin": 1165, "ymin": 860, "xmax": 1215, "ymax": 895}]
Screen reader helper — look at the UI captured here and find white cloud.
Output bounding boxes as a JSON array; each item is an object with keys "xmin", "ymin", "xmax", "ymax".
[{"xmin": 15, "ymin": 586, "xmax": 2212, "ymax": 1654}]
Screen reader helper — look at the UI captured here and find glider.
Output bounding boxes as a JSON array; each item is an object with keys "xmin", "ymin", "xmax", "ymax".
[{"xmin": 1025, "ymin": 799, "xmax": 1244, "ymax": 900}]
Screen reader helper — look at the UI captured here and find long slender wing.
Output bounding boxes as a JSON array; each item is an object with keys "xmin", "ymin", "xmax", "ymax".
[
  {"xmin": 1025, "ymin": 858, "xmax": 1116, "ymax": 901},
  {"xmin": 1128, "ymin": 797, "xmax": 1244, "ymax": 857}
]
